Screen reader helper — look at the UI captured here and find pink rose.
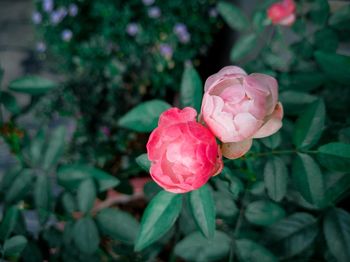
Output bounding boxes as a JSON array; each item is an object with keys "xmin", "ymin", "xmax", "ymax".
[
  {"xmin": 267, "ymin": 0, "xmax": 296, "ymax": 26},
  {"xmin": 201, "ymin": 66, "xmax": 283, "ymax": 159},
  {"xmin": 147, "ymin": 107, "xmax": 223, "ymax": 193}
]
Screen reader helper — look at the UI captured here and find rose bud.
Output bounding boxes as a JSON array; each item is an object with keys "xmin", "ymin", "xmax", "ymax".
[
  {"xmin": 147, "ymin": 107, "xmax": 223, "ymax": 193},
  {"xmin": 201, "ymin": 66, "xmax": 283, "ymax": 159},
  {"xmin": 267, "ymin": 0, "xmax": 296, "ymax": 26}
]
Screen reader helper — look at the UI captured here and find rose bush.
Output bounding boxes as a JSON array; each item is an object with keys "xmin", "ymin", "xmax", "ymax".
[
  {"xmin": 267, "ymin": 0, "xmax": 296, "ymax": 26},
  {"xmin": 201, "ymin": 66, "xmax": 283, "ymax": 159},
  {"xmin": 147, "ymin": 107, "xmax": 222, "ymax": 193}
]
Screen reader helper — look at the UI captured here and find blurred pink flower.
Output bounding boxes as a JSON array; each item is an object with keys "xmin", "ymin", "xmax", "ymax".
[
  {"xmin": 147, "ymin": 107, "xmax": 223, "ymax": 193},
  {"xmin": 201, "ymin": 66, "xmax": 283, "ymax": 159},
  {"xmin": 267, "ymin": 0, "xmax": 296, "ymax": 26}
]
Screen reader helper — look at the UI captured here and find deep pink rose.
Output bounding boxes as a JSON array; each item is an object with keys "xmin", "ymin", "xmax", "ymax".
[
  {"xmin": 201, "ymin": 66, "xmax": 283, "ymax": 159},
  {"xmin": 147, "ymin": 107, "xmax": 223, "ymax": 193},
  {"xmin": 267, "ymin": 0, "xmax": 296, "ymax": 26}
]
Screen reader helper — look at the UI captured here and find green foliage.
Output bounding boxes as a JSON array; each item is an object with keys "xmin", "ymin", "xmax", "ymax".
[
  {"xmin": 217, "ymin": 1, "xmax": 249, "ymax": 31},
  {"xmin": 174, "ymin": 231, "xmax": 231, "ymax": 261},
  {"xmin": 73, "ymin": 217, "xmax": 100, "ymax": 254},
  {"xmin": 264, "ymin": 156, "xmax": 288, "ymax": 202},
  {"xmin": 236, "ymin": 239, "xmax": 277, "ymax": 262},
  {"xmin": 245, "ymin": 200, "xmax": 286, "ymax": 226},
  {"xmin": 118, "ymin": 100, "xmax": 171, "ymax": 132},
  {"xmin": 189, "ymin": 185, "xmax": 216, "ymax": 239},
  {"xmin": 180, "ymin": 63, "xmax": 203, "ymax": 112},
  {"xmin": 135, "ymin": 191, "xmax": 183, "ymax": 251},
  {"xmin": 8, "ymin": 76, "xmax": 58, "ymax": 95}
]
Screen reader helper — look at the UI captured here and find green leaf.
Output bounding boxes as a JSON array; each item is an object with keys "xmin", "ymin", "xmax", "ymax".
[
  {"xmin": 118, "ymin": 100, "xmax": 171, "ymax": 132},
  {"xmin": 42, "ymin": 126, "xmax": 66, "ymax": 170},
  {"xmin": 61, "ymin": 192, "xmax": 76, "ymax": 214},
  {"xmin": 28, "ymin": 130, "xmax": 45, "ymax": 167},
  {"xmin": 279, "ymin": 91, "xmax": 318, "ymax": 116},
  {"xmin": 315, "ymin": 51, "xmax": 350, "ymax": 85},
  {"xmin": 230, "ymin": 34, "xmax": 257, "ymax": 61},
  {"xmin": 214, "ymin": 191, "xmax": 238, "ymax": 219},
  {"xmin": 96, "ymin": 208, "xmax": 140, "ymax": 245},
  {"xmin": 189, "ymin": 185, "xmax": 216, "ymax": 239},
  {"xmin": 73, "ymin": 217, "xmax": 100, "ymax": 254},
  {"xmin": 174, "ymin": 231, "xmax": 231, "ymax": 262},
  {"xmin": 293, "ymin": 99, "xmax": 325, "ymax": 149},
  {"xmin": 245, "ymin": 200, "xmax": 285, "ymax": 226},
  {"xmin": 3, "ymin": 235, "xmax": 27, "ymax": 257},
  {"xmin": 323, "ymin": 208, "xmax": 350, "ymax": 262},
  {"xmin": 292, "ymin": 153, "xmax": 326, "ymax": 207},
  {"xmin": 135, "ymin": 154, "xmax": 151, "ymax": 172},
  {"xmin": 0, "ymin": 166, "xmax": 21, "ymax": 192},
  {"xmin": 77, "ymin": 179, "xmax": 96, "ymax": 214},
  {"xmin": 217, "ymin": 1, "xmax": 249, "ymax": 31},
  {"xmin": 5, "ymin": 169, "xmax": 33, "ymax": 203},
  {"xmin": 0, "ymin": 206, "xmax": 19, "ymax": 241},
  {"xmin": 329, "ymin": 4, "xmax": 350, "ymax": 30},
  {"xmin": 309, "ymin": 0, "xmax": 329, "ymax": 25},
  {"xmin": 264, "ymin": 156, "xmax": 288, "ymax": 202},
  {"xmin": 314, "ymin": 29, "xmax": 338, "ymax": 52},
  {"xmin": 8, "ymin": 75, "xmax": 58, "ymax": 95},
  {"xmin": 318, "ymin": 142, "xmax": 350, "ymax": 172},
  {"xmin": 0, "ymin": 91, "xmax": 20, "ymax": 114},
  {"xmin": 286, "ymin": 72, "xmax": 326, "ymax": 92},
  {"xmin": 58, "ymin": 164, "xmax": 119, "ymax": 192},
  {"xmin": 264, "ymin": 213, "xmax": 318, "ymax": 259},
  {"xmin": 134, "ymin": 191, "xmax": 183, "ymax": 251},
  {"xmin": 180, "ymin": 63, "xmax": 202, "ymax": 112},
  {"xmin": 261, "ymin": 132, "xmax": 281, "ymax": 149},
  {"xmin": 34, "ymin": 175, "xmax": 52, "ymax": 224},
  {"xmin": 236, "ymin": 239, "xmax": 277, "ymax": 262}
]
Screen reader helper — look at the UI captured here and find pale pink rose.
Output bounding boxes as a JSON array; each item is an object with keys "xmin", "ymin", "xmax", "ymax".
[
  {"xmin": 201, "ymin": 66, "xmax": 283, "ymax": 159},
  {"xmin": 267, "ymin": 0, "xmax": 296, "ymax": 26},
  {"xmin": 147, "ymin": 107, "xmax": 223, "ymax": 193}
]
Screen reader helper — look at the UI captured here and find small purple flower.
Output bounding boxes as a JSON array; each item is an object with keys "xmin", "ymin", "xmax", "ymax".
[
  {"xmin": 32, "ymin": 11, "xmax": 42, "ymax": 24},
  {"xmin": 36, "ymin": 42, "xmax": 46, "ymax": 52},
  {"xmin": 68, "ymin": 3, "xmax": 78, "ymax": 16},
  {"xmin": 142, "ymin": 0, "xmax": 155, "ymax": 6},
  {"xmin": 43, "ymin": 0, "xmax": 54, "ymax": 13},
  {"xmin": 148, "ymin": 6, "xmax": 161, "ymax": 18},
  {"xmin": 101, "ymin": 126, "xmax": 111, "ymax": 137},
  {"xmin": 173, "ymin": 23, "xmax": 191, "ymax": 44},
  {"xmin": 209, "ymin": 7, "xmax": 218, "ymax": 18},
  {"xmin": 126, "ymin": 23, "xmax": 139, "ymax": 36},
  {"xmin": 61, "ymin": 29, "xmax": 73, "ymax": 42},
  {"xmin": 159, "ymin": 43, "xmax": 173, "ymax": 59}
]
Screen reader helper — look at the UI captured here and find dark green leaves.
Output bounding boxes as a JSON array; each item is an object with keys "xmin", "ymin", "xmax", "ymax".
[
  {"xmin": 264, "ymin": 157, "xmax": 288, "ymax": 202},
  {"xmin": 180, "ymin": 63, "xmax": 202, "ymax": 112},
  {"xmin": 329, "ymin": 4, "xmax": 350, "ymax": 30},
  {"xmin": 6, "ymin": 169, "xmax": 33, "ymax": 203},
  {"xmin": 245, "ymin": 200, "xmax": 285, "ymax": 226},
  {"xmin": 174, "ymin": 231, "xmax": 231, "ymax": 262},
  {"xmin": 77, "ymin": 179, "xmax": 96, "ymax": 214},
  {"xmin": 95, "ymin": 208, "xmax": 140, "ymax": 245},
  {"xmin": 318, "ymin": 142, "xmax": 350, "ymax": 172},
  {"xmin": 292, "ymin": 153, "xmax": 326, "ymax": 207},
  {"xmin": 217, "ymin": 2, "xmax": 249, "ymax": 31},
  {"xmin": 135, "ymin": 153, "xmax": 151, "ymax": 172},
  {"xmin": 135, "ymin": 191, "xmax": 183, "ymax": 251},
  {"xmin": 34, "ymin": 175, "xmax": 52, "ymax": 224},
  {"xmin": 42, "ymin": 126, "xmax": 66, "ymax": 170},
  {"xmin": 8, "ymin": 75, "xmax": 58, "ymax": 95},
  {"xmin": 293, "ymin": 99, "xmax": 325, "ymax": 149},
  {"xmin": 264, "ymin": 213, "xmax": 318, "ymax": 259},
  {"xmin": 315, "ymin": 51, "xmax": 350, "ymax": 85},
  {"xmin": 3, "ymin": 235, "xmax": 28, "ymax": 257},
  {"xmin": 323, "ymin": 208, "xmax": 350, "ymax": 262},
  {"xmin": 0, "ymin": 91, "xmax": 20, "ymax": 114},
  {"xmin": 57, "ymin": 164, "xmax": 119, "ymax": 192},
  {"xmin": 189, "ymin": 185, "xmax": 216, "ymax": 238},
  {"xmin": 230, "ymin": 34, "xmax": 257, "ymax": 61},
  {"xmin": 0, "ymin": 206, "xmax": 19, "ymax": 241},
  {"xmin": 73, "ymin": 217, "xmax": 100, "ymax": 254},
  {"xmin": 118, "ymin": 100, "xmax": 171, "ymax": 132},
  {"xmin": 236, "ymin": 239, "xmax": 277, "ymax": 262}
]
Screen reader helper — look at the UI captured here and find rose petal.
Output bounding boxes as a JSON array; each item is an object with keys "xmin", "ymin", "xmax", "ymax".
[
  {"xmin": 221, "ymin": 139, "xmax": 253, "ymax": 159},
  {"xmin": 234, "ymin": 112, "xmax": 261, "ymax": 139},
  {"xmin": 158, "ymin": 107, "xmax": 197, "ymax": 128},
  {"xmin": 204, "ymin": 66, "xmax": 247, "ymax": 92},
  {"xmin": 253, "ymin": 102, "xmax": 283, "ymax": 138}
]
